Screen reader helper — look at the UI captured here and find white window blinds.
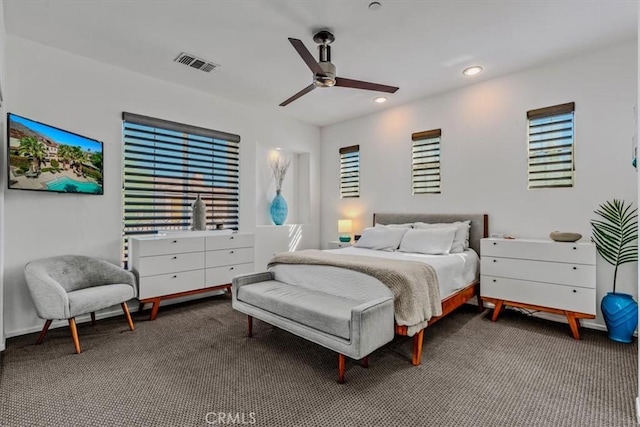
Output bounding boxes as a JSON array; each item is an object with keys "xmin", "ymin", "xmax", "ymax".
[
  {"xmin": 122, "ymin": 112, "xmax": 240, "ymax": 262},
  {"xmin": 527, "ymin": 102, "xmax": 575, "ymax": 189},
  {"xmin": 412, "ymin": 129, "xmax": 441, "ymax": 194},
  {"xmin": 340, "ymin": 145, "xmax": 360, "ymax": 198}
]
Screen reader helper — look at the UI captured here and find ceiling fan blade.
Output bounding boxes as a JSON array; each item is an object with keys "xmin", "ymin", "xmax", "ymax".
[
  {"xmin": 335, "ymin": 77, "xmax": 399, "ymax": 93},
  {"xmin": 288, "ymin": 38, "xmax": 324, "ymax": 75},
  {"xmin": 279, "ymin": 84, "xmax": 316, "ymax": 107}
]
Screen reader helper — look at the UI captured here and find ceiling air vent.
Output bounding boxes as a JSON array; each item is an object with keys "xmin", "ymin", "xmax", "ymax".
[{"xmin": 174, "ymin": 52, "xmax": 219, "ymax": 73}]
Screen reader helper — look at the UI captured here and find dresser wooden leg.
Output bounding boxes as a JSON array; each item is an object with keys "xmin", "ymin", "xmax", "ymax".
[
  {"xmin": 566, "ymin": 312, "xmax": 581, "ymax": 340},
  {"xmin": 338, "ymin": 353, "xmax": 346, "ymax": 384},
  {"xmin": 149, "ymin": 298, "xmax": 161, "ymax": 321},
  {"xmin": 412, "ymin": 329, "xmax": 424, "ymax": 366},
  {"xmin": 491, "ymin": 300, "xmax": 504, "ymax": 322},
  {"xmin": 36, "ymin": 319, "xmax": 53, "ymax": 345},
  {"xmin": 247, "ymin": 315, "xmax": 253, "ymax": 338}
]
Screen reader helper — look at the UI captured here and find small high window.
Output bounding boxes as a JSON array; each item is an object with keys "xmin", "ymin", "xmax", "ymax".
[
  {"xmin": 339, "ymin": 145, "xmax": 359, "ymax": 198},
  {"xmin": 412, "ymin": 129, "xmax": 441, "ymax": 194}
]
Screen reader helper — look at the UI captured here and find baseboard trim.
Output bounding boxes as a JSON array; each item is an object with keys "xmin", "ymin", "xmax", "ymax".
[{"xmin": 635, "ymin": 396, "xmax": 640, "ymax": 424}]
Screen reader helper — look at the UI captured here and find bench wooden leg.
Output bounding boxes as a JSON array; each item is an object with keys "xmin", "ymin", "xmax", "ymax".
[
  {"xmin": 90, "ymin": 312, "xmax": 96, "ymax": 326},
  {"xmin": 338, "ymin": 354, "xmax": 346, "ymax": 384},
  {"xmin": 36, "ymin": 319, "xmax": 53, "ymax": 345},
  {"xmin": 361, "ymin": 356, "xmax": 369, "ymax": 368},
  {"xmin": 121, "ymin": 303, "xmax": 135, "ymax": 331},
  {"xmin": 247, "ymin": 315, "xmax": 253, "ymax": 338},
  {"xmin": 68, "ymin": 318, "xmax": 82, "ymax": 354},
  {"xmin": 491, "ymin": 300, "xmax": 504, "ymax": 322},
  {"xmin": 412, "ymin": 329, "xmax": 424, "ymax": 366}
]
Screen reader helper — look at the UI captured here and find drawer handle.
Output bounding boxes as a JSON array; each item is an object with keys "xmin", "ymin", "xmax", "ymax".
[
  {"xmin": 572, "ymin": 289, "xmax": 577, "ymax": 293},
  {"xmin": 172, "ymin": 256, "xmax": 177, "ymax": 260},
  {"xmin": 493, "ymin": 259, "xmax": 497, "ymax": 263},
  {"xmin": 230, "ymin": 250, "xmax": 234, "ymax": 254},
  {"xmin": 573, "ymin": 266, "xmax": 577, "ymax": 270},
  {"xmin": 230, "ymin": 236, "xmax": 234, "ymax": 240},
  {"xmin": 493, "ymin": 242, "xmax": 497, "ymax": 245},
  {"xmin": 573, "ymin": 247, "xmax": 577, "ymax": 250},
  {"xmin": 230, "ymin": 267, "xmax": 234, "ymax": 270},
  {"xmin": 172, "ymin": 275, "xmax": 177, "ymax": 279},
  {"xmin": 171, "ymin": 240, "xmax": 177, "ymax": 243},
  {"xmin": 492, "ymin": 279, "xmax": 496, "ymax": 283}
]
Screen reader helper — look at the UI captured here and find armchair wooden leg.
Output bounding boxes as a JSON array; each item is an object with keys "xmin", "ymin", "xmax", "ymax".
[
  {"xmin": 90, "ymin": 312, "xmax": 96, "ymax": 326},
  {"xmin": 338, "ymin": 353, "xmax": 346, "ymax": 384},
  {"xmin": 121, "ymin": 303, "xmax": 135, "ymax": 331},
  {"xmin": 36, "ymin": 319, "xmax": 53, "ymax": 345},
  {"xmin": 247, "ymin": 315, "xmax": 253, "ymax": 338},
  {"xmin": 68, "ymin": 318, "xmax": 82, "ymax": 354}
]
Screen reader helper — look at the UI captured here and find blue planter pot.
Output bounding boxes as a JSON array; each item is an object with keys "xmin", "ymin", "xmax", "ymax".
[
  {"xmin": 269, "ymin": 190, "xmax": 288, "ymax": 225},
  {"xmin": 601, "ymin": 292, "xmax": 638, "ymax": 343}
]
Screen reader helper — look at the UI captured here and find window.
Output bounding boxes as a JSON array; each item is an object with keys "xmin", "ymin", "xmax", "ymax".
[
  {"xmin": 527, "ymin": 102, "xmax": 575, "ymax": 189},
  {"xmin": 122, "ymin": 112, "xmax": 240, "ymax": 263},
  {"xmin": 411, "ymin": 129, "xmax": 441, "ymax": 194},
  {"xmin": 340, "ymin": 145, "xmax": 360, "ymax": 198}
]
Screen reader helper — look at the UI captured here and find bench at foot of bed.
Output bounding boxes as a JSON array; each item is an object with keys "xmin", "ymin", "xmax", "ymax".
[{"xmin": 232, "ymin": 272, "xmax": 394, "ymax": 383}]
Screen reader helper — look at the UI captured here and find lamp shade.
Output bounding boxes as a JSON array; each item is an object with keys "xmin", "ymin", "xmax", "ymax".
[{"xmin": 338, "ymin": 219, "xmax": 353, "ymax": 233}]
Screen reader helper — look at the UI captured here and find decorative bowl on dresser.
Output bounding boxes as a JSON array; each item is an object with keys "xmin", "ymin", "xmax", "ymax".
[
  {"xmin": 130, "ymin": 231, "xmax": 255, "ymax": 320},
  {"xmin": 480, "ymin": 237, "xmax": 596, "ymax": 339}
]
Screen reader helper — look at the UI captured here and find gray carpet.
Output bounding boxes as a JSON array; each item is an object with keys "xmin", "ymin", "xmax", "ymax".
[{"xmin": 0, "ymin": 295, "xmax": 636, "ymax": 427}]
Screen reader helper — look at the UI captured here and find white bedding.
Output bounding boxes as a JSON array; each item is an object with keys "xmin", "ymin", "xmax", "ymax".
[{"xmin": 268, "ymin": 247, "xmax": 479, "ymax": 302}]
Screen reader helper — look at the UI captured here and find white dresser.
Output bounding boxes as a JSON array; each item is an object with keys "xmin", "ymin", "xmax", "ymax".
[
  {"xmin": 130, "ymin": 231, "xmax": 254, "ymax": 319},
  {"xmin": 480, "ymin": 237, "xmax": 596, "ymax": 339}
]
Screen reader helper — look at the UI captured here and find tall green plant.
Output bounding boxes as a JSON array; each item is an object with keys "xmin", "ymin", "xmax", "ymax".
[{"xmin": 591, "ymin": 199, "xmax": 638, "ymax": 293}]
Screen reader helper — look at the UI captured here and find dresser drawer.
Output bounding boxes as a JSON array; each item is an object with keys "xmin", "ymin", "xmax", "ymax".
[
  {"xmin": 135, "ymin": 236, "xmax": 205, "ymax": 257},
  {"xmin": 206, "ymin": 263, "xmax": 254, "ymax": 287},
  {"xmin": 481, "ymin": 239, "xmax": 595, "ymax": 265},
  {"xmin": 206, "ymin": 234, "xmax": 254, "ymax": 250},
  {"xmin": 137, "ymin": 252, "xmax": 205, "ymax": 276},
  {"xmin": 139, "ymin": 269, "xmax": 205, "ymax": 300},
  {"xmin": 481, "ymin": 275, "xmax": 596, "ymax": 315},
  {"xmin": 482, "ymin": 257, "xmax": 595, "ymax": 288},
  {"xmin": 206, "ymin": 247, "xmax": 254, "ymax": 268}
]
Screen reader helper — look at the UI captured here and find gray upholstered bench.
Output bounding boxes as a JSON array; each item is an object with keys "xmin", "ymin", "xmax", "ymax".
[{"xmin": 232, "ymin": 272, "xmax": 394, "ymax": 383}]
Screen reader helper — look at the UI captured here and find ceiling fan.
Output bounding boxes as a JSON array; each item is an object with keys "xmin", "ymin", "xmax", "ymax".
[{"xmin": 280, "ymin": 30, "xmax": 399, "ymax": 107}]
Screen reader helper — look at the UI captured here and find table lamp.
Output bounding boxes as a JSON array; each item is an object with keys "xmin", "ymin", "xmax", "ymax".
[{"xmin": 338, "ymin": 219, "xmax": 353, "ymax": 242}]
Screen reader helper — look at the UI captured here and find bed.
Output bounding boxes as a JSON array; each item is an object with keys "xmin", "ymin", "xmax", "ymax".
[{"xmin": 269, "ymin": 213, "xmax": 488, "ymax": 366}]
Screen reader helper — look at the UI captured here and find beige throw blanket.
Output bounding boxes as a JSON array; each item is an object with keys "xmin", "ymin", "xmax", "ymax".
[{"xmin": 268, "ymin": 250, "xmax": 442, "ymax": 336}]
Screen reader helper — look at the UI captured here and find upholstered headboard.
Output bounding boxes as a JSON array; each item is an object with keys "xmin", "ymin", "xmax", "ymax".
[{"xmin": 372, "ymin": 213, "xmax": 489, "ymax": 255}]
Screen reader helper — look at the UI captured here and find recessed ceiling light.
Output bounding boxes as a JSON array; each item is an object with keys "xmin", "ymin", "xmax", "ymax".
[
  {"xmin": 463, "ymin": 66, "xmax": 483, "ymax": 76},
  {"xmin": 275, "ymin": 147, "xmax": 282, "ymax": 150},
  {"xmin": 374, "ymin": 96, "xmax": 387, "ymax": 104},
  {"xmin": 368, "ymin": 2, "xmax": 382, "ymax": 11}
]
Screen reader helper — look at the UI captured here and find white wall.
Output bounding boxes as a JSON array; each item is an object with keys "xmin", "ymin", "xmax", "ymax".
[
  {"xmin": 0, "ymin": 0, "xmax": 6, "ymax": 351},
  {"xmin": 320, "ymin": 40, "xmax": 638, "ymax": 329},
  {"xmin": 3, "ymin": 35, "xmax": 321, "ymax": 337}
]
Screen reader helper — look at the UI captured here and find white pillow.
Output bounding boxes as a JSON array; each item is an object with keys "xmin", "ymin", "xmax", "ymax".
[
  {"xmin": 375, "ymin": 222, "xmax": 413, "ymax": 229},
  {"xmin": 398, "ymin": 227, "xmax": 457, "ymax": 255},
  {"xmin": 354, "ymin": 226, "xmax": 408, "ymax": 251},
  {"xmin": 414, "ymin": 220, "xmax": 471, "ymax": 253}
]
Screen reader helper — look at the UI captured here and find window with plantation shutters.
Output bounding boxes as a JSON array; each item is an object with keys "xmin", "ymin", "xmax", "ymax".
[
  {"xmin": 527, "ymin": 102, "xmax": 575, "ymax": 189},
  {"xmin": 412, "ymin": 129, "xmax": 441, "ymax": 194},
  {"xmin": 122, "ymin": 112, "xmax": 240, "ymax": 264},
  {"xmin": 340, "ymin": 145, "xmax": 359, "ymax": 198}
]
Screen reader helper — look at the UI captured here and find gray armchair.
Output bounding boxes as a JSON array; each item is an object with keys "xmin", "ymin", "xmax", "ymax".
[{"xmin": 24, "ymin": 255, "xmax": 137, "ymax": 354}]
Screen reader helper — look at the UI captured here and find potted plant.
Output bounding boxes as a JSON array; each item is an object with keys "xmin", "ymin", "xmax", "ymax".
[{"xmin": 591, "ymin": 199, "xmax": 638, "ymax": 343}]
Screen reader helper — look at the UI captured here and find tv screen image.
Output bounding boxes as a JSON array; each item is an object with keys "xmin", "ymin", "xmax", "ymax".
[{"xmin": 7, "ymin": 113, "xmax": 104, "ymax": 195}]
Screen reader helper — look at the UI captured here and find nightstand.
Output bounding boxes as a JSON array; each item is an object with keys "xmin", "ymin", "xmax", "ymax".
[
  {"xmin": 480, "ymin": 237, "xmax": 596, "ymax": 339},
  {"xmin": 328, "ymin": 240, "xmax": 352, "ymax": 249}
]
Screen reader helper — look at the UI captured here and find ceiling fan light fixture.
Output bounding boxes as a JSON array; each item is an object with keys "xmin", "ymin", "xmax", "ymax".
[
  {"xmin": 374, "ymin": 96, "xmax": 387, "ymax": 104},
  {"xmin": 463, "ymin": 66, "xmax": 483, "ymax": 76},
  {"xmin": 368, "ymin": 2, "xmax": 382, "ymax": 11}
]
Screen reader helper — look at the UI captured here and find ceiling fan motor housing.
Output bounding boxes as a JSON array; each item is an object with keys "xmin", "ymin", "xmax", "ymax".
[{"xmin": 315, "ymin": 61, "xmax": 336, "ymax": 87}]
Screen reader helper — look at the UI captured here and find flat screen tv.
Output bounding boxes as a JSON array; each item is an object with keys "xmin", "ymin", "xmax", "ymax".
[{"xmin": 7, "ymin": 113, "xmax": 104, "ymax": 195}]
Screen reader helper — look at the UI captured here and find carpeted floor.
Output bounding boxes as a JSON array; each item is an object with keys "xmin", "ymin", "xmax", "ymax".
[{"xmin": 0, "ymin": 295, "xmax": 636, "ymax": 427}]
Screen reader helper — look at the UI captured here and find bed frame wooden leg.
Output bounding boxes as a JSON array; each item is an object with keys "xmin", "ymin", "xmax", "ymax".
[
  {"xmin": 338, "ymin": 353, "xmax": 346, "ymax": 384},
  {"xmin": 477, "ymin": 295, "xmax": 485, "ymax": 312},
  {"xmin": 412, "ymin": 329, "xmax": 424, "ymax": 366},
  {"xmin": 361, "ymin": 356, "xmax": 369, "ymax": 368},
  {"xmin": 247, "ymin": 315, "xmax": 253, "ymax": 338}
]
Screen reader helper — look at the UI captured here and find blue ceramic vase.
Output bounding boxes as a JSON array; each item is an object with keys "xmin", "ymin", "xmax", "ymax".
[
  {"xmin": 601, "ymin": 292, "xmax": 638, "ymax": 343},
  {"xmin": 270, "ymin": 190, "xmax": 288, "ymax": 225}
]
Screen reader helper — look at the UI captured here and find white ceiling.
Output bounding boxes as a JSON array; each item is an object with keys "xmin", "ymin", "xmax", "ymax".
[{"xmin": 3, "ymin": 0, "xmax": 638, "ymax": 127}]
